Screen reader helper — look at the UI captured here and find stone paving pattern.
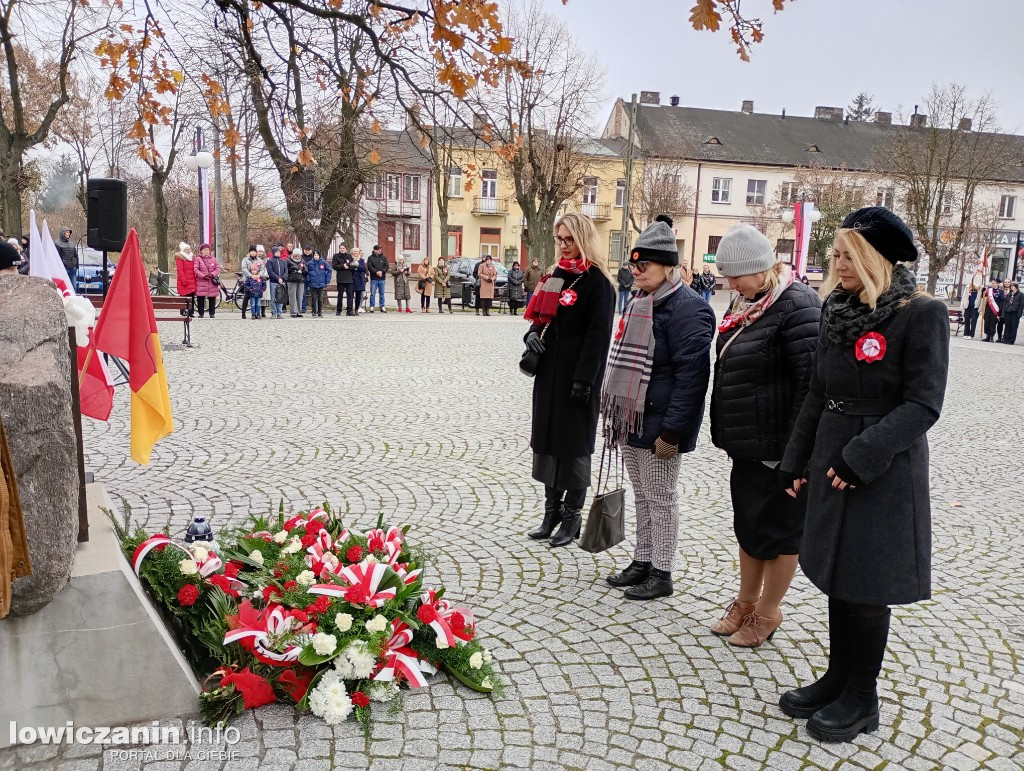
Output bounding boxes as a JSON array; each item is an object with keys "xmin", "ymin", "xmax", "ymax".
[{"xmin": 4, "ymin": 301, "xmax": 1024, "ymax": 770}]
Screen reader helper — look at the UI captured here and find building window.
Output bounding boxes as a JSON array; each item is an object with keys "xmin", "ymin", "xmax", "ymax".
[
  {"xmin": 481, "ymin": 169, "xmax": 498, "ymax": 199},
  {"xmin": 780, "ymin": 182, "xmax": 799, "ymax": 205},
  {"xmin": 746, "ymin": 179, "xmax": 767, "ymax": 206},
  {"xmin": 941, "ymin": 194, "xmax": 952, "ymax": 215},
  {"xmin": 711, "ymin": 177, "xmax": 731, "ymax": 204},
  {"xmin": 448, "ymin": 168, "xmax": 463, "ymax": 198},
  {"xmin": 386, "ymin": 174, "xmax": 401, "ymax": 200},
  {"xmin": 582, "ymin": 177, "xmax": 598, "ymax": 205},
  {"xmin": 402, "ymin": 223, "xmax": 421, "ymax": 251},
  {"xmin": 365, "ymin": 173, "xmax": 383, "ymax": 200},
  {"xmin": 999, "ymin": 195, "xmax": 1016, "ymax": 219},
  {"xmin": 876, "ymin": 187, "xmax": 894, "ymax": 209},
  {"xmin": 707, "ymin": 235, "xmax": 722, "ymax": 255},
  {"xmin": 403, "ymin": 175, "xmax": 420, "ymax": 202},
  {"xmin": 480, "ymin": 226, "xmax": 501, "ymax": 259},
  {"xmin": 615, "ymin": 179, "xmax": 626, "ymax": 208},
  {"xmin": 610, "ymin": 230, "xmax": 623, "ymax": 264}
]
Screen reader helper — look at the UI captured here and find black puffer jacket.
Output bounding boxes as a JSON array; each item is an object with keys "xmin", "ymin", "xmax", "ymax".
[{"xmin": 710, "ymin": 281, "xmax": 821, "ymax": 461}]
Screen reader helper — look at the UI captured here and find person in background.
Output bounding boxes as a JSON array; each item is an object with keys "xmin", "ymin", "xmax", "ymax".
[
  {"xmin": 0, "ymin": 240, "xmax": 22, "ymax": 274},
  {"xmin": 417, "ymin": 256, "xmax": 435, "ymax": 312},
  {"xmin": 982, "ymin": 278, "xmax": 1004, "ymax": 342},
  {"xmin": 351, "ymin": 249, "xmax": 368, "ymax": 315},
  {"xmin": 306, "ymin": 250, "xmax": 332, "ymax": 317},
  {"xmin": 193, "ymin": 242, "xmax": 221, "ymax": 318},
  {"xmin": 473, "ymin": 258, "xmax": 482, "ymax": 315},
  {"xmin": 56, "ymin": 227, "xmax": 78, "ymax": 289},
  {"xmin": 600, "ymin": 215, "xmax": 714, "ymax": 600},
  {"xmin": 1002, "ymin": 282, "xmax": 1021, "ymax": 344},
  {"xmin": 800, "ymin": 274, "xmax": 811, "ymax": 286},
  {"xmin": 333, "ymin": 246, "xmax": 354, "ymax": 316},
  {"xmin": 17, "ymin": 235, "xmax": 29, "ymax": 275},
  {"xmin": 175, "ymin": 242, "xmax": 197, "ymax": 317},
  {"xmin": 266, "ymin": 246, "xmax": 289, "ymax": 318},
  {"xmin": 696, "ymin": 265, "xmax": 717, "ymax": 302},
  {"xmin": 708, "ymin": 224, "xmax": 821, "ymax": 646},
  {"xmin": 392, "ymin": 254, "xmax": 412, "ymax": 313},
  {"xmin": 243, "ymin": 264, "xmax": 266, "ymax": 321},
  {"xmin": 255, "ymin": 244, "xmax": 269, "ymax": 316},
  {"xmin": 287, "ymin": 248, "xmax": 308, "ymax": 317},
  {"xmin": 478, "ymin": 255, "xmax": 497, "ymax": 316},
  {"xmin": 960, "ymin": 281, "xmax": 980, "ymax": 339},
  {"xmin": 435, "ymin": 256, "xmax": 453, "ymax": 314},
  {"xmin": 507, "ymin": 261, "xmax": 526, "ymax": 315},
  {"xmin": 298, "ymin": 244, "xmax": 315, "ymax": 313},
  {"xmin": 367, "ymin": 244, "xmax": 389, "ymax": 313},
  {"xmin": 999, "ymin": 279, "xmax": 1013, "ymax": 341},
  {"xmin": 524, "ymin": 257, "xmax": 543, "ymax": 307},
  {"xmin": 616, "ymin": 261, "xmax": 634, "ymax": 313},
  {"xmin": 240, "ymin": 245, "xmax": 264, "ymax": 319}
]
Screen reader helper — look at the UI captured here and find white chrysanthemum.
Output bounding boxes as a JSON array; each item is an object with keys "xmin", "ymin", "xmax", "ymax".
[
  {"xmin": 273, "ymin": 530, "xmax": 288, "ymax": 544},
  {"xmin": 334, "ymin": 653, "xmax": 355, "ymax": 679},
  {"xmin": 344, "ymin": 640, "xmax": 377, "ymax": 680},
  {"xmin": 179, "ymin": 559, "xmax": 199, "ymax": 576},
  {"xmin": 364, "ymin": 553, "xmax": 378, "ymax": 565},
  {"xmin": 436, "ymin": 638, "xmax": 449, "ymax": 650},
  {"xmin": 334, "ymin": 613, "xmax": 353, "ymax": 632},
  {"xmin": 483, "ymin": 648, "xmax": 492, "ymax": 663},
  {"xmin": 295, "ymin": 570, "xmax": 316, "ymax": 586},
  {"xmin": 469, "ymin": 652, "xmax": 483, "ymax": 670},
  {"xmin": 308, "ymin": 670, "xmax": 353, "ymax": 725},
  {"xmin": 368, "ymin": 681, "xmax": 400, "ymax": 703},
  {"xmin": 481, "ymin": 677, "xmax": 493, "ymax": 689},
  {"xmin": 249, "ymin": 549, "xmax": 264, "ymax": 566},
  {"xmin": 281, "ymin": 539, "xmax": 302, "ymax": 555},
  {"xmin": 364, "ymin": 614, "xmax": 388, "ymax": 634},
  {"xmin": 190, "ymin": 546, "xmax": 209, "ymax": 562},
  {"xmin": 311, "ymin": 632, "xmax": 338, "ymax": 656}
]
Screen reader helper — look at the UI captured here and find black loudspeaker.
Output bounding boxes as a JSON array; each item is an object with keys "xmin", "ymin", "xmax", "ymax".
[{"xmin": 87, "ymin": 178, "xmax": 128, "ymax": 251}]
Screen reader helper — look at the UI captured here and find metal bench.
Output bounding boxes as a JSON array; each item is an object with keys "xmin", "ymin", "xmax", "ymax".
[
  {"xmin": 948, "ymin": 308, "xmax": 964, "ymax": 337},
  {"xmin": 87, "ymin": 294, "xmax": 195, "ymax": 347}
]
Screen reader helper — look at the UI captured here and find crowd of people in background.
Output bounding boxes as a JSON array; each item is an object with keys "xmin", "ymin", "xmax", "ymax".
[{"xmin": 958, "ymin": 277, "xmax": 1021, "ymax": 343}]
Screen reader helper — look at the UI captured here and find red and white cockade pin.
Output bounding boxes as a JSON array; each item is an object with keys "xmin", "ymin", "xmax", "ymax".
[
  {"xmin": 614, "ymin": 316, "xmax": 626, "ymax": 340},
  {"xmin": 854, "ymin": 331, "xmax": 886, "ymax": 363},
  {"xmin": 558, "ymin": 289, "xmax": 578, "ymax": 307}
]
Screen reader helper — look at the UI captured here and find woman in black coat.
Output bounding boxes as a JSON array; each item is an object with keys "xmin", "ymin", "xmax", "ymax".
[
  {"xmin": 779, "ymin": 207, "xmax": 949, "ymax": 743},
  {"xmin": 523, "ymin": 213, "xmax": 615, "ymax": 548},
  {"xmin": 708, "ymin": 224, "xmax": 821, "ymax": 647}
]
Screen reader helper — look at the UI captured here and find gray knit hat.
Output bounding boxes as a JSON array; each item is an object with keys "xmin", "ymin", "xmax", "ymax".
[
  {"xmin": 629, "ymin": 215, "xmax": 678, "ymax": 266},
  {"xmin": 715, "ymin": 223, "xmax": 777, "ymax": 277}
]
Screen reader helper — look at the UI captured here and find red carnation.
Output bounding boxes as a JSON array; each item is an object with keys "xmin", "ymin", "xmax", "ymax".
[
  {"xmin": 300, "ymin": 534, "xmax": 317, "ymax": 548},
  {"xmin": 224, "ymin": 561, "xmax": 242, "ymax": 578},
  {"xmin": 344, "ymin": 586, "xmax": 368, "ymax": 604},
  {"xmin": 448, "ymin": 612, "xmax": 466, "ymax": 633},
  {"xmin": 178, "ymin": 584, "xmax": 200, "ymax": 607},
  {"xmin": 273, "ymin": 569, "xmax": 283, "ymax": 578},
  {"xmin": 346, "ymin": 545, "xmax": 363, "ymax": 563},
  {"xmin": 289, "ymin": 608, "xmax": 309, "ymax": 623},
  {"xmin": 262, "ymin": 586, "xmax": 282, "ymax": 603},
  {"xmin": 283, "ymin": 515, "xmax": 303, "ymax": 532},
  {"xmin": 311, "ymin": 559, "xmax": 325, "ymax": 576},
  {"xmin": 305, "ymin": 520, "xmax": 326, "ymax": 535},
  {"xmin": 279, "ymin": 667, "xmax": 314, "ymax": 703},
  {"xmin": 283, "ymin": 580, "xmax": 298, "ymax": 591},
  {"xmin": 417, "ymin": 603, "xmax": 438, "ymax": 623},
  {"xmin": 208, "ymin": 574, "xmax": 240, "ymax": 598},
  {"xmin": 308, "ymin": 596, "xmax": 330, "ymax": 614},
  {"xmin": 351, "ymin": 691, "xmax": 370, "ymax": 708}
]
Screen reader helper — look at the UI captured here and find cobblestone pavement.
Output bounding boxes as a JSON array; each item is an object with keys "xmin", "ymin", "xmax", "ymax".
[{"xmin": 6, "ymin": 304, "xmax": 1024, "ymax": 771}]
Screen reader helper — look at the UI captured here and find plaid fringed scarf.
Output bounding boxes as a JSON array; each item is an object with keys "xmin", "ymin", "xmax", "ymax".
[{"xmin": 600, "ymin": 274, "xmax": 682, "ymax": 444}]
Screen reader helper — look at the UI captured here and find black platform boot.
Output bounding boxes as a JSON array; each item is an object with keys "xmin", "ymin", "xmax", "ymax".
[
  {"xmin": 806, "ymin": 605, "xmax": 890, "ymax": 743},
  {"xmin": 527, "ymin": 488, "xmax": 563, "ymax": 541},
  {"xmin": 606, "ymin": 560, "xmax": 651, "ymax": 588},
  {"xmin": 624, "ymin": 568, "xmax": 673, "ymax": 600},
  {"xmin": 780, "ymin": 597, "xmax": 852, "ymax": 718},
  {"xmin": 549, "ymin": 488, "xmax": 584, "ymax": 548}
]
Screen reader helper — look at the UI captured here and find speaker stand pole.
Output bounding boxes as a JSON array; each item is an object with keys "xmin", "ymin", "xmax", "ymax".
[{"xmin": 102, "ymin": 250, "xmax": 109, "ymax": 298}]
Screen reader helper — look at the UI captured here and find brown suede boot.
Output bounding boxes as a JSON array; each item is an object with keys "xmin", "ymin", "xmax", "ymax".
[
  {"xmin": 728, "ymin": 609, "xmax": 783, "ymax": 648},
  {"xmin": 710, "ymin": 598, "xmax": 759, "ymax": 636}
]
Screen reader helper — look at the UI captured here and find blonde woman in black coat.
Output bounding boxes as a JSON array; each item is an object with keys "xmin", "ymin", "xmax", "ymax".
[{"xmin": 779, "ymin": 207, "xmax": 949, "ymax": 743}]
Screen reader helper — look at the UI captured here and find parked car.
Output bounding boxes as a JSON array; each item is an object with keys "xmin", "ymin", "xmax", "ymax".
[
  {"xmin": 446, "ymin": 256, "xmax": 508, "ymax": 308},
  {"xmin": 75, "ymin": 246, "xmax": 116, "ymax": 294}
]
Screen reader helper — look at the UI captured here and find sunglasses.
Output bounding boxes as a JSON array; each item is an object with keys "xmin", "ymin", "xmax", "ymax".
[{"xmin": 629, "ymin": 260, "xmax": 652, "ymax": 274}]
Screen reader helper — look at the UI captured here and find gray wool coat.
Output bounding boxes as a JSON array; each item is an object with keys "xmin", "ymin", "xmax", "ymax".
[{"xmin": 782, "ymin": 295, "xmax": 949, "ymax": 606}]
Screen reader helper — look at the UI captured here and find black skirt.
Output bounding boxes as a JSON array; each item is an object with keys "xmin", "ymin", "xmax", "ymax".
[
  {"xmin": 729, "ymin": 457, "xmax": 805, "ymax": 560},
  {"xmin": 532, "ymin": 453, "xmax": 591, "ymax": 490}
]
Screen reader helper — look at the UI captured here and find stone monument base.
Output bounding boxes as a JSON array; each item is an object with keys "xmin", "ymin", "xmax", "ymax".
[{"xmin": 0, "ymin": 484, "xmax": 199, "ymax": 749}]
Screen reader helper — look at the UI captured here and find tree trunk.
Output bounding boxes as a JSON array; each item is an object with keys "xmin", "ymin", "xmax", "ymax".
[
  {"xmin": 0, "ymin": 145, "xmax": 23, "ymax": 235},
  {"xmin": 152, "ymin": 171, "xmax": 170, "ymax": 294},
  {"xmin": 438, "ymin": 209, "xmax": 450, "ymax": 258},
  {"xmin": 236, "ymin": 207, "xmax": 249, "ymax": 266}
]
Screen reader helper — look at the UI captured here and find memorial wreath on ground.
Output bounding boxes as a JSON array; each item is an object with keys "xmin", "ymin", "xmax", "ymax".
[{"xmin": 109, "ymin": 503, "xmax": 499, "ymax": 729}]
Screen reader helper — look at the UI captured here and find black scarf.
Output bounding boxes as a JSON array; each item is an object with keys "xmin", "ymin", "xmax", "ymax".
[{"xmin": 821, "ymin": 263, "xmax": 917, "ymax": 346}]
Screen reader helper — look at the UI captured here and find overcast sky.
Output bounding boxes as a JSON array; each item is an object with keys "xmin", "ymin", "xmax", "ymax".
[{"xmin": 538, "ymin": 0, "xmax": 1024, "ymax": 133}]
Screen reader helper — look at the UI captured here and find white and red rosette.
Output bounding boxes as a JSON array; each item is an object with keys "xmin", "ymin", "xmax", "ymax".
[
  {"xmin": 854, "ymin": 331, "xmax": 886, "ymax": 363},
  {"xmin": 223, "ymin": 602, "xmax": 304, "ymax": 666},
  {"xmin": 372, "ymin": 619, "xmax": 434, "ymax": 688},
  {"xmin": 307, "ymin": 561, "xmax": 397, "ymax": 607},
  {"xmin": 558, "ymin": 288, "xmax": 578, "ymax": 307},
  {"xmin": 417, "ymin": 590, "xmax": 475, "ymax": 648}
]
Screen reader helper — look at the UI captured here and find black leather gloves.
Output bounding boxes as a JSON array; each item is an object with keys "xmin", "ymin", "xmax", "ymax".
[
  {"xmin": 525, "ymin": 331, "xmax": 546, "ymax": 354},
  {"xmin": 570, "ymin": 382, "xmax": 591, "ymax": 404}
]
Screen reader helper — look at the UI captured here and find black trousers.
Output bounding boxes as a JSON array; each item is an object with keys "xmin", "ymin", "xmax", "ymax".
[
  {"xmin": 196, "ymin": 296, "xmax": 216, "ymax": 317},
  {"xmin": 963, "ymin": 307, "xmax": 978, "ymax": 337},
  {"xmin": 1004, "ymin": 312, "xmax": 1020, "ymax": 344},
  {"xmin": 310, "ymin": 288, "xmax": 324, "ymax": 315},
  {"xmin": 337, "ymin": 283, "xmax": 353, "ymax": 314},
  {"xmin": 421, "ymin": 293, "xmax": 430, "ymax": 309},
  {"xmin": 436, "ymin": 296, "xmax": 452, "ymax": 312},
  {"xmin": 481, "ymin": 298, "xmax": 493, "ymax": 315},
  {"xmin": 984, "ymin": 311, "xmax": 999, "ymax": 339},
  {"xmin": 353, "ymin": 290, "xmax": 364, "ymax": 311},
  {"xmin": 997, "ymin": 315, "xmax": 1006, "ymax": 340}
]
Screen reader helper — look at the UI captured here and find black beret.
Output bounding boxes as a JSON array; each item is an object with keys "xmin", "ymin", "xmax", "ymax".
[{"xmin": 840, "ymin": 206, "xmax": 918, "ymax": 264}]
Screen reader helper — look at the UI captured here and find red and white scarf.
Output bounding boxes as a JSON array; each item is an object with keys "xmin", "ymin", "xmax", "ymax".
[
  {"xmin": 524, "ymin": 256, "xmax": 589, "ymax": 324},
  {"xmin": 718, "ymin": 269, "xmax": 794, "ymax": 333}
]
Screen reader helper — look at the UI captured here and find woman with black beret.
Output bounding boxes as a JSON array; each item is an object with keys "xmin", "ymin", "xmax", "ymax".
[{"xmin": 779, "ymin": 207, "xmax": 949, "ymax": 743}]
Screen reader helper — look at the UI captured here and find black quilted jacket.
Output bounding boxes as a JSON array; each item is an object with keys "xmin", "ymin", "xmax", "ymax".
[{"xmin": 710, "ymin": 281, "xmax": 821, "ymax": 461}]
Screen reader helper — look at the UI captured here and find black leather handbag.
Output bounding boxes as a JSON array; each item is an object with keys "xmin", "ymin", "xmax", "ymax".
[
  {"xmin": 579, "ymin": 442, "xmax": 626, "ymax": 554},
  {"xmin": 519, "ymin": 323, "xmax": 548, "ymax": 377}
]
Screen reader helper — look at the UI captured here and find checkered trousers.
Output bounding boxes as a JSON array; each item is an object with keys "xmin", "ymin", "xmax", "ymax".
[{"xmin": 622, "ymin": 445, "xmax": 682, "ymax": 572}]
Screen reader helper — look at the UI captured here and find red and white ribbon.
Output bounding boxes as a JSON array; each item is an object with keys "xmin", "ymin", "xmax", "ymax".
[
  {"xmin": 308, "ymin": 561, "xmax": 397, "ymax": 607},
  {"xmin": 420, "ymin": 590, "xmax": 475, "ymax": 647},
  {"xmin": 372, "ymin": 620, "xmax": 431, "ymax": 688},
  {"xmin": 223, "ymin": 603, "xmax": 302, "ymax": 665},
  {"xmin": 393, "ymin": 562, "xmax": 422, "ymax": 586}
]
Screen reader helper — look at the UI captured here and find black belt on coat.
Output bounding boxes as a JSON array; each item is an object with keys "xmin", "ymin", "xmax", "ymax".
[{"xmin": 824, "ymin": 396, "xmax": 901, "ymax": 416}]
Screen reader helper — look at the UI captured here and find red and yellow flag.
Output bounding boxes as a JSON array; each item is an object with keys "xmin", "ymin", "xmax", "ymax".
[{"xmin": 91, "ymin": 228, "xmax": 173, "ymax": 464}]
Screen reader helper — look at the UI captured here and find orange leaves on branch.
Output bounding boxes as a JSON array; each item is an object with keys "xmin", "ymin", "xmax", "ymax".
[
  {"xmin": 689, "ymin": 0, "xmax": 721, "ymax": 31},
  {"xmin": 370, "ymin": 119, "xmax": 382, "ymax": 135},
  {"xmin": 689, "ymin": 0, "xmax": 792, "ymax": 60},
  {"xmin": 368, "ymin": 149, "xmax": 381, "ymax": 165},
  {"xmin": 224, "ymin": 124, "xmax": 241, "ymax": 149},
  {"xmin": 297, "ymin": 148, "xmax": 315, "ymax": 166}
]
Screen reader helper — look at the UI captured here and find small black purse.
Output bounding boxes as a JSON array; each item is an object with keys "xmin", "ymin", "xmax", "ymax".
[{"xmin": 519, "ymin": 323, "xmax": 548, "ymax": 377}]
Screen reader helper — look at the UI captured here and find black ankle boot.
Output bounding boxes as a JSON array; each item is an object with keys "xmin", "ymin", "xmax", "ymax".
[
  {"xmin": 806, "ymin": 607, "xmax": 890, "ymax": 743},
  {"xmin": 781, "ymin": 598, "xmax": 852, "ymax": 718},
  {"xmin": 624, "ymin": 568, "xmax": 673, "ymax": 600},
  {"xmin": 549, "ymin": 508, "xmax": 581, "ymax": 548},
  {"xmin": 527, "ymin": 499, "xmax": 563, "ymax": 540},
  {"xmin": 606, "ymin": 560, "xmax": 651, "ymax": 587}
]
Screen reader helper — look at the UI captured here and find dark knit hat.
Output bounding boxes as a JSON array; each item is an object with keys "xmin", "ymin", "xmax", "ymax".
[
  {"xmin": 840, "ymin": 207, "xmax": 918, "ymax": 264},
  {"xmin": 0, "ymin": 240, "xmax": 20, "ymax": 270},
  {"xmin": 629, "ymin": 215, "xmax": 678, "ymax": 266}
]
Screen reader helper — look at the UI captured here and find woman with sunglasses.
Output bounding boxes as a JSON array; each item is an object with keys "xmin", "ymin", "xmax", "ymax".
[
  {"xmin": 601, "ymin": 216, "xmax": 715, "ymax": 599},
  {"xmin": 524, "ymin": 213, "xmax": 615, "ymax": 548}
]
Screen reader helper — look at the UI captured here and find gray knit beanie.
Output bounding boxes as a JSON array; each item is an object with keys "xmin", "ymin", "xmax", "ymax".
[
  {"xmin": 715, "ymin": 223, "xmax": 777, "ymax": 277},
  {"xmin": 629, "ymin": 215, "xmax": 678, "ymax": 266}
]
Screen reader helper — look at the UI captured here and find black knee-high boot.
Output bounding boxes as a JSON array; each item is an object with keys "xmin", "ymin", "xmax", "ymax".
[
  {"xmin": 806, "ymin": 603, "xmax": 890, "ymax": 742},
  {"xmin": 780, "ymin": 597, "xmax": 853, "ymax": 718},
  {"xmin": 528, "ymin": 486, "xmax": 563, "ymax": 540},
  {"xmin": 549, "ymin": 487, "xmax": 584, "ymax": 547}
]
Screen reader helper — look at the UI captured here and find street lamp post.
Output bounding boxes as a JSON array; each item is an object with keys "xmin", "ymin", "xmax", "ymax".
[
  {"xmin": 185, "ymin": 127, "xmax": 215, "ymax": 252},
  {"xmin": 781, "ymin": 195, "xmax": 822, "ymax": 278}
]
